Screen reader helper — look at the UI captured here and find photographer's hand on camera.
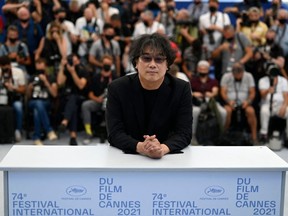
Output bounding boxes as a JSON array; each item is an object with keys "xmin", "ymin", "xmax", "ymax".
[
  {"xmin": 38, "ymin": 74, "xmax": 49, "ymax": 87},
  {"xmin": 4, "ymin": 80, "xmax": 15, "ymax": 92}
]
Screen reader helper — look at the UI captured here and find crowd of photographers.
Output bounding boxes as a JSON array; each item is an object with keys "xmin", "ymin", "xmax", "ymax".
[{"xmin": 0, "ymin": 0, "xmax": 288, "ymax": 146}]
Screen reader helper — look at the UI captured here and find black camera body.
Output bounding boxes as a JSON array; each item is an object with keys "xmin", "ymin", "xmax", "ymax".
[
  {"xmin": 240, "ymin": 11, "xmax": 250, "ymax": 27},
  {"xmin": 1, "ymin": 68, "xmax": 12, "ymax": 83},
  {"xmin": 234, "ymin": 99, "xmax": 242, "ymax": 110},
  {"xmin": 266, "ymin": 62, "xmax": 279, "ymax": 78}
]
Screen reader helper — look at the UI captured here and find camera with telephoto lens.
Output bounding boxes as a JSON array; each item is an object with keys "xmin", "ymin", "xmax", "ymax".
[{"xmin": 266, "ymin": 62, "xmax": 279, "ymax": 78}]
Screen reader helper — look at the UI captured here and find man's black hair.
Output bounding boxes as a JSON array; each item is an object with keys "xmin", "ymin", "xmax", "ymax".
[{"xmin": 129, "ymin": 33, "xmax": 176, "ymax": 70}]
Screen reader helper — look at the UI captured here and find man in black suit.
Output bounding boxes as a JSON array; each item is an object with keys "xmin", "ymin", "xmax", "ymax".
[{"xmin": 106, "ymin": 33, "xmax": 192, "ymax": 159}]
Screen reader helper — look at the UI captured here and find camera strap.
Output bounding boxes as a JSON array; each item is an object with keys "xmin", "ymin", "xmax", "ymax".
[
  {"xmin": 233, "ymin": 79, "xmax": 242, "ymax": 102},
  {"xmin": 275, "ymin": 25, "xmax": 286, "ymax": 44}
]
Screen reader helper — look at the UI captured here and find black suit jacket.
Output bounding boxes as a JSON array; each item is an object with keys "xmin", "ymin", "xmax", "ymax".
[{"xmin": 106, "ymin": 73, "xmax": 192, "ymax": 154}]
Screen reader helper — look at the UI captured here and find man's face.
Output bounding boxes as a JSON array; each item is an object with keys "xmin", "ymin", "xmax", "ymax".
[
  {"xmin": 233, "ymin": 71, "xmax": 244, "ymax": 81},
  {"xmin": 35, "ymin": 62, "xmax": 46, "ymax": 71},
  {"xmin": 249, "ymin": 11, "xmax": 260, "ymax": 22},
  {"xmin": 7, "ymin": 30, "xmax": 18, "ymax": 41},
  {"xmin": 136, "ymin": 47, "xmax": 168, "ymax": 88}
]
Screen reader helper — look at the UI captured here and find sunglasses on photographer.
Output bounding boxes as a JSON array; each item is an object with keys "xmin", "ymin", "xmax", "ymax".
[{"xmin": 139, "ymin": 55, "xmax": 167, "ymax": 64}]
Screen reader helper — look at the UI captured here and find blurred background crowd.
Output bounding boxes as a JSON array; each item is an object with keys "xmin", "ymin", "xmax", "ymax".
[{"xmin": 1, "ymin": 0, "xmax": 288, "ymax": 147}]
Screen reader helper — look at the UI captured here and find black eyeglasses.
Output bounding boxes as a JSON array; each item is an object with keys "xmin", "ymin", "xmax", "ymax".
[{"xmin": 139, "ymin": 55, "xmax": 167, "ymax": 64}]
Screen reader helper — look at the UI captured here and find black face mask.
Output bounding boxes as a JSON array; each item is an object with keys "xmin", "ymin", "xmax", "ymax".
[
  {"xmin": 9, "ymin": 38, "xmax": 18, "ymax": 43},
  {"xmin": 143, "ymin": 20, "xmax": 149, "ymax": 27},
  {"xmin": 199, "ymin": 73, "xmax": 208, "ymax": 77},
  {"xmin": 226, "ymin": 37, "xmax": 234, "ymax": 43},
  {"xmin": 105, "ymin": 35, "xmax": 114, "ymax": 41},
  {"xmin": 20, "ymin": 18, "xmax": 29, "ymax": 23},
  {"xmin": 86, "ymin": 19, "xmax": 92, "ymax": 24},
  {"xmin": 103, "ymin": 64, "xmax": 111, "ymax": 72},
  {"xmin": 250, "ymin": 20, "xmax": 259, "ymax": 25},
  {"xmin": 279, "ymin": 19, "xmax": 287, "ymax": 24},
  {"xmin": 266, "ymin": 39, "xmax": 274, "ymax": 45},
  {"xmin": 36, "ymin": 69, "xmax": 45, "ymax": 75},
  {"xmin": 58, "ymin": 17, "xmax": 65, "ymax": 23},
  {"xmin": 209, "ymin": 6, "xmax": 217, "ymax": 13}
]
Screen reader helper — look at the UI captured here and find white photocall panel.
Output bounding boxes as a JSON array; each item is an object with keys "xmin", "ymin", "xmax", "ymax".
[{"xmin": 8, "ymin": 170, "xmax": 283, "ymax": 216}]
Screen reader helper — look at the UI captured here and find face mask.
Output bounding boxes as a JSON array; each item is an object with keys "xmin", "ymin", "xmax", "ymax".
[
  {"xmin": 58, "ymin": 17, "xmax": 65, "ymax": 23},
  {"xmin": 143, "ymin": 20, "xmax": 149, "ymax": 27},
  {"xmin": 266, "ymin": 39, "xmax": 274, "ymax": 45},
  {"xmin": 250, "ymin": 20, "xmax": 259, "ymax": 25},
  {"xmin": 209, "ymin": 6, "xmax": 217, "ymax": 13},
  {"xmin": 9, "ymin": 38, "xmax": 18, "ymax": 43},
  {"xmin": 105, "ymin": 35, "xmax": 114, "ymax": 41},
  {"xmin": 86, "ymin": 19, "xmax": 92, "ymax": 24},
  {"xmin": 226, "ymin": 37, "xmax": 234, "ymax": 43},
  {"xmin": 199, "ymin": 73, "xmax": 208, "ymax": 77},
  {"xmin": 103, "ymin": 64, "xmax": 111, "ymax": 72},
  {"xmin": 279, "ymin": 19, "xmax": 287, "ymax": 24},
  {"xmin": 36, "ymin": 69, "xmax": 45, "ymax": 74},
  {"xmin": 20, "ymin": 18, "xmax": 29, "ymax": 23}
]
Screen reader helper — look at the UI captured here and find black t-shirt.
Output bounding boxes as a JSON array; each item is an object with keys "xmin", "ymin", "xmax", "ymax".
[
  {"xmin": 142, "ymin": 87, "xmax": 159, "ymax": 132},
  {"xmin": 89, "ymin": 73, "xmax": 115, "ymax": 97},
  {"xmin": 63, "ymin": 63, "xmax": 88, "ymax": 96},
  {"xmin": 29, "ymin": 74, "xmax": 56, "ymax": 100}
]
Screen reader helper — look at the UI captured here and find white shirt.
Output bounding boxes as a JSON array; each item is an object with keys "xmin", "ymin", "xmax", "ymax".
[
  {"xmin": 132, "ymin": 21, "xmax": 165, "ymax": 38},
  {"xmin": 75, "ymin": 17, "xmax": 104, "ymax": 37},
  {"xmin": 199, "ymin": 11, "xmax": 230, "ymax": 53},
  {"xmin": 259, "ymin": 75, "xmax": 288, "ymax": 108},
  {"xmin": 96, "ymin": 7, "xmax": 119, "ymax": 21}
]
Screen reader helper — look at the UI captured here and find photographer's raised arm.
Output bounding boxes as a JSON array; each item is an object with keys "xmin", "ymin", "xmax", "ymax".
[{"xmin": 57, "ymin": 60, "xmax": 67, "ymax": 86}]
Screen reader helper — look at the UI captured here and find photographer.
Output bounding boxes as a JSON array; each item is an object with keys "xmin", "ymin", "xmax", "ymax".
[
  {"xmin": 236, "ymin": 7, "xmax": 268, "ymax": 47},
  {"xmin": 220, "ymin": 63, "xmax": 258, "ymax": 144},
  {"xmin": 27, "ymin": 58, "xmax": 58, "ymax": 145},
  {"xmin": 35, "ymin": 21, "xmax": 67, "ymax": 76},
  {"xmin": 75, "ymin": 7, "xmax": 104, "ymax": 64},
  {"xmin": 0, "ymin": 56, "xmax": 26, "ymax": 142},
  {"xmin": 174, "ymin": 9, "xmax": 198, "ymax": 55},
  {"xmin": 253, "ymin": 29, "xmax": 286, "ymax": 80},
  {"xmin": 271, "ymin": 9, "xmax": 288, "ymax": 75},
  {"xmin": 224, "ymin": 0, "xmax": 263, "ymax": 22},
  {"xmin": 57, "ymin": 54, "xmax": 89, "ymax": 146},
  {"xmin": 212, "ymin": 25, "xmax": 253, "ymax": 78},
  {"xmin": 0, "ymin": 25, "xmax": 31, "ymax": 72},
  {"xmin": 155, "ymin": 1, "xmax": 176, "ymax": 37},
  {"xmin": 132, "ymin": 10, "xmax": 165, "ymax": 38},
  {"xmin": 258, "ymin": 64, "xmax": 288, "ymax": 143},
  {"xmin": 199, "ymin": 0, "xmax": 231, "ymax": 58},
  {"xmin": 187, "ymin": 0, "xmax": 209, "ymax": 26},
  {"xmin": 81, "ymin": 55, "xmax": 117, "ymax": 144}
]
